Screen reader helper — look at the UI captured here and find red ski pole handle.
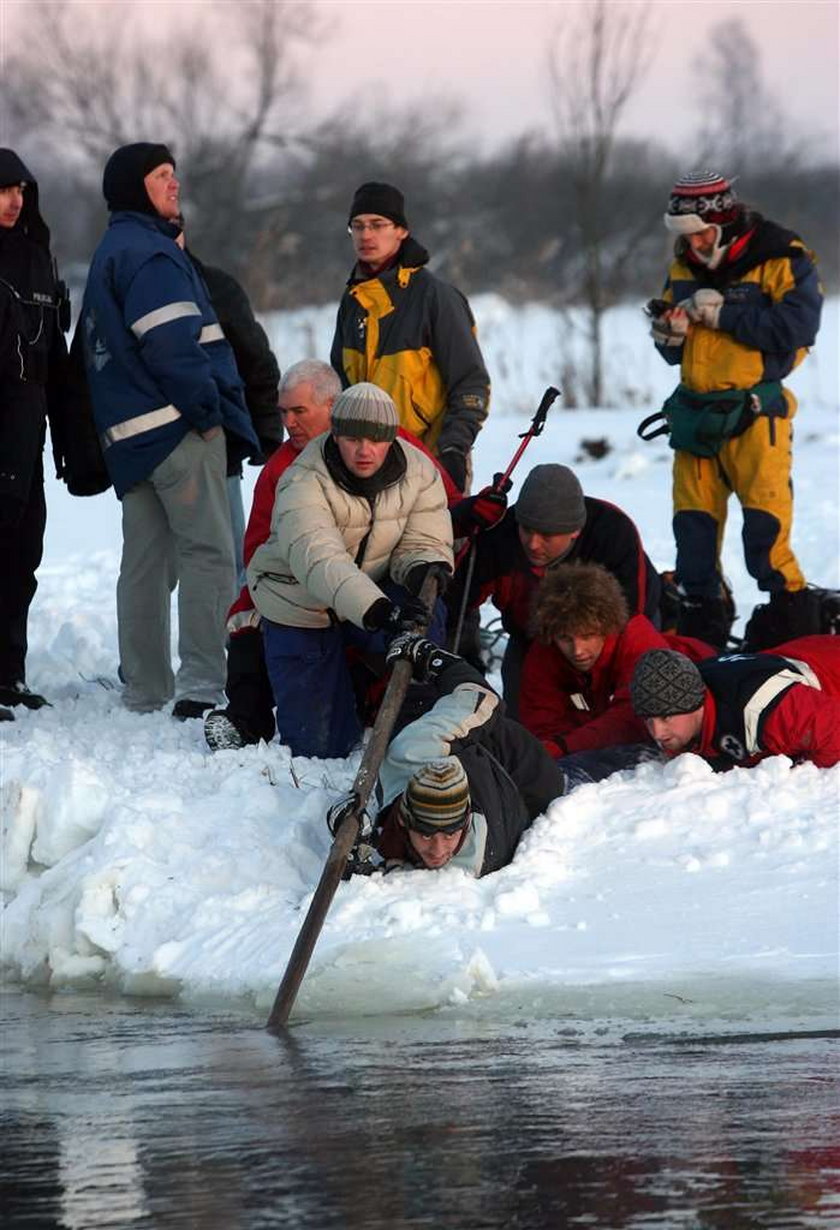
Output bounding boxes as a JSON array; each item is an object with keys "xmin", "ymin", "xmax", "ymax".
[{"xmin": 496, "ymin": 385, "xmax": 560, "ymax": 491}]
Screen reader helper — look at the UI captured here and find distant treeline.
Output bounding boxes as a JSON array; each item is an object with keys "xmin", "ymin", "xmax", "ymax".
[{"xmin": 43, "ymin": 133, "xmax": 839, "ymax": 310}]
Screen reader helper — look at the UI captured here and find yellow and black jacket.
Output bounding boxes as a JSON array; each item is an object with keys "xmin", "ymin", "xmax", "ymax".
[
  {"xmin": 657, "ymin": 214, "xmax": 823, "ymax": 407},
  {"xmin": 330, "ymin": 236, "xmax": 490, "ymax": 459}
]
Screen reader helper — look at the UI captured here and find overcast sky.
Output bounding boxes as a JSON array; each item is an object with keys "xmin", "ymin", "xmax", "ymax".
[
  {"xmin": 1, "ymin": 0, "xmax": 837, "ymax": 162},
  {"xmin": 312, "ymin": 0, "xmax": 839, "ymax": 160}
]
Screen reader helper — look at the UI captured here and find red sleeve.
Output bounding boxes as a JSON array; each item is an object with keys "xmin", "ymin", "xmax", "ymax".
[
  {"xmin": 760, "ymin": 688, "xmax": 840, "ymax": 768},
  {"xmin": 562, "ymin": 617, "xmax": 666, "ymax": 754},
  {"xmin": 397, "ymin": 426, "xmax": 461, "ymax": 505},
  {"xmin": 519, "ymin": 641, "xmax": 583, "ymax": 756},
  {"xmin": 771, "ymin": 637, "xmax": 840, "ymax": 694},
  {"xmin": 242, "ymin": 441, "xmax": 298, "ymax": 568},
  {"xmin": 228, "ymin": 441, "xmax": 299, "ymax": 626},
  {"xmin": 664, "ymin": 633, "xmax": 717, "ymax": 662}
]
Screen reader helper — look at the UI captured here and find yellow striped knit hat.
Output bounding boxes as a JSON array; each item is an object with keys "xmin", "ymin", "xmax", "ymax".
[{"xmin": 401, "ymin": 757, "xmax": 471, "ymax": 835}]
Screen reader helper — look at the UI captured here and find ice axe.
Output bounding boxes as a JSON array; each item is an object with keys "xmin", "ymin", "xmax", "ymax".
[{"xmin": 452, "ymin": 385, "xmax": 560, "ymax": 653}]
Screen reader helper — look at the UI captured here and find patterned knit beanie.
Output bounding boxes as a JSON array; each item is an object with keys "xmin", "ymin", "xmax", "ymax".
[
  {"xmin": 664, "ymin": 169, "xmax": 741, "ymax": 235},
  {"xmin": 401, "ymin": 757, "xmax": 471, "ymax": 835},
  {"xmin": 630, "ymin": 649, "xmax": 706, "ymax": 718},
  {"xmin": 331, "ymin": 382, "xmax": 398, "ymax": 443},
  {"xmin": 515, "ymin": 464, "xmax": 586, "ymax": 535}
]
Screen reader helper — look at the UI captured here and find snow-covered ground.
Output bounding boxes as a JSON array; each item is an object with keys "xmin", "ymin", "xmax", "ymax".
[{"xmin": 1, "ymin": 298, "xmax": 838, "ymax": 1028}]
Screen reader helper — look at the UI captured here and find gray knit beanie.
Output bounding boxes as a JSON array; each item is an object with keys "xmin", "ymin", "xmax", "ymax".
[
  {"xmin": 400, "ymin": 757, "xmax": 471, "ymax": 834},
  {"xmin": 515, "ymin": 464, "xmax": 586, "ymax": 535},
  {"xmin": 630, "ymin": 649, "xmax": 706, "ymax": 718},
  {"xmin": 331, "ymin": 382, "xmax": 398, "ymax": 443}
]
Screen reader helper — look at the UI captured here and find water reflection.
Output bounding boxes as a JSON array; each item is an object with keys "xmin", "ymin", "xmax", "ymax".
[{"xmin": 1, "ymin": 991, "xmax": 838, "ymax": 1228}]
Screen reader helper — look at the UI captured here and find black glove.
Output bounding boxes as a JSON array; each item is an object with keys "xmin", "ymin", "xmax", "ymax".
[
  {"xmin": 404, "ymin": 560, "xmax": 452, "ymax": 597},
  {"xmin": 326, "ymin": 792, "xmax": 372, "ymax": 839},
  {"xmin": 363, "ymin": 594, "xmax": 431, "ymax": 633},
  {"xmin": 385, "ymin": 632, "xmax": 461, "ymax": 683},
  {"xmin": 438, "ymin": 448, "xmax": 467, "ymax": 494}
]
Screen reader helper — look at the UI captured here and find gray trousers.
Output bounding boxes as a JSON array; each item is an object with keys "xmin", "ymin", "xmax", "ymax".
[{"xmin": 117, "ymin": 430, "xmax": 234, "ymax": 712}]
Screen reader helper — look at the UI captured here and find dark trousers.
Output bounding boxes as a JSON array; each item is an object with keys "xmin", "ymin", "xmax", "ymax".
[
  {"xmin": 500, "ymin": 629, "xmax": 529, "ymax": 720},
  {"xmin": 262, "ymin": 589, "xmax": 447, "ymax": 760},
  {"xmin": 0, "ymin": 453, "xmax": 45, "ymax": 684},
  {"xmin": 225, "ymin": 629, "xmax": 277, "ymax": 743},
  {"xmin": 557, "ymin": 743, "xmax": 664, "ymax": 791}
]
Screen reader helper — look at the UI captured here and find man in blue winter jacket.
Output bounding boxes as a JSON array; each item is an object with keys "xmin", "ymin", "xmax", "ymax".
[{"xmin": 81, "ymin": 143, "xmax": 259, "ymax": 717}]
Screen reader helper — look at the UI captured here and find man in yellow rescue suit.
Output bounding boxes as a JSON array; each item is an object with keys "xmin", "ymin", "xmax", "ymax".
[
  {"xmin": 330, "ymin": 181, "xmax": 490, "ymax": 495},
  {"xmin": 649, "ymin": 169, "xmax": 822, "ymax": 650}
]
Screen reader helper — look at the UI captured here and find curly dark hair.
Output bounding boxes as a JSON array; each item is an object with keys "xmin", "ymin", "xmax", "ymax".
[{"xmin": 532, "ymin": 562, "xmax": 629, "ymax": 643}]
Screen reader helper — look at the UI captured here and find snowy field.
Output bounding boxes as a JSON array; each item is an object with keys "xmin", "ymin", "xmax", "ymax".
[{"xmin": 1, "ymin": 297, "xmax": 838, "ymax": 1029}]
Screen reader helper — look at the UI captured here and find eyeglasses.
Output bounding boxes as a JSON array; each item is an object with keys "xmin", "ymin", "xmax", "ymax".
[{"xmin": 347, "ymin": 220, "xmax": 396, "ymax": 235}]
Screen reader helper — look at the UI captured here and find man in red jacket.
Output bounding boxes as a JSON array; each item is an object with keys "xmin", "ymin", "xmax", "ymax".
[
  {"xmin": 447, "ymin": 463, "xmax": 662, "ymax": 716},
  {"xmin": 204, "ymin": 359, "xmax": 460, "ymax": 751},
  {"xmin": 630, "ymin": 638, "xmax": 840, "ymax": 770},
  {"xmin": 520, "ymin": 563, "xmax": 713, "ymax": 759}
]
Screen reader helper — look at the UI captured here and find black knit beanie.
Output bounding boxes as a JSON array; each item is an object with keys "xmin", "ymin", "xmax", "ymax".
[
  {"xmin": 103, "ymin": 143, "xmax": 176, "ymax": 215},
  {"xmin": 348, "ymin": 181, "xmax": 408, "ymax": 228},
  {"xmin": 515, "ymin": 464, "xmax": 586, "ymax": 535},
  {"xmin": 630, "ymin": 649, "xmax": 706, "ymax": 718}
]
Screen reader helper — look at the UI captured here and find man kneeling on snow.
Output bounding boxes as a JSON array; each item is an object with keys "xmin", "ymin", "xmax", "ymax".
[
  {"xmin": 630, "ymin": 638, "xmax": 840, "ymax": 770},
  {"xmin": 351, "ymin": 636, "xmax": 568, "ymax": 875}
]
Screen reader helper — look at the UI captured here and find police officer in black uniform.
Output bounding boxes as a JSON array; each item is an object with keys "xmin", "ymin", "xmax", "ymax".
[{"xmin": 0, "ymin": 149, "xmax": 69, "ymax": 719}]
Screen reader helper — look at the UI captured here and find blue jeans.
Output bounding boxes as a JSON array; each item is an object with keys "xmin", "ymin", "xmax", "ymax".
[{"xmin": 262, "ymin": 586, "xmax": 446, "ymax": 760}]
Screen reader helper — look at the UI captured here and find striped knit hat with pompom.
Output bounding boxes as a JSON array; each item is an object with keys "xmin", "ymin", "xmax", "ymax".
[{"xmin": 664, "ymin": 169, "xmax": 741, "ymax": 235}]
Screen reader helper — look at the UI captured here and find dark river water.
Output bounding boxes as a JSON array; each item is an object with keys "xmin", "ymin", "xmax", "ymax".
[{"xmin": 2, "ymin": 989, "xmax": 838, "ymax": 1229}]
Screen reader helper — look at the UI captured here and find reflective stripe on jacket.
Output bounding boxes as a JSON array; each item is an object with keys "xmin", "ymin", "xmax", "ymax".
[{"xmin": 82, "ymin": 211, "xmax": 257, "ymax": 497}]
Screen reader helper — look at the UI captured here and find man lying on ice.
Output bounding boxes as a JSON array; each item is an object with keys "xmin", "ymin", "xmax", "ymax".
[
  {"xmin": 629, "ymin": 638, "xmax": 840, "ymax": 770},
  {"xmin": 329, "ymin": 633, "xmax": 569, "ymax": 876}
]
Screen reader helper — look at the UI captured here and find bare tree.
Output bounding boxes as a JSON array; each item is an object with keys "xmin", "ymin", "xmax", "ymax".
[
  {"xmin": 3, "ymin": 0, "xmax": 319, "ymax": 269},
  {"xmin": 692, "ymin": 19, "xmax": 798, "ymax": 174},
  {"xmin": 241, "ymin": 98, "xmax": 470, "ymax": 308},
  {"xmin": 547, "ymin": 0, "xmax": 654, "ymax": 406}
]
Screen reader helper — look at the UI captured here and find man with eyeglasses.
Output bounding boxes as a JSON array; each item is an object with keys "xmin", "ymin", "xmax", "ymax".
[{"xmin": 330, "ymin": 181, "xmax": 490, "ymax": 494}]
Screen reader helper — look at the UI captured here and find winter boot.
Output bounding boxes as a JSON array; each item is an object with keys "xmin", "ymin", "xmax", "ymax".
[
  {"xmin": 0, "ymin": 682, "xmax": 50, "ymax": 709},
  {"xmin": 204, "ymin": 708, "xmax": 262, "ymax": 751},
  {"xmin": 0, "ymin": 706, "xmax": 14, "ymax": 722},
  {"xmin": 172, "ymin": 698, "xmax": 215, "ymax": 722},
  {"xmin": 675, "ymin": 591, "xmax": 735, "ymax": 652},
  {"xmin": 742, "ymin": 587, "xmax": 824, "ymax": 652},
  {"xmin": 658, "ymin": 571, "xmax": 681, "ymax": 635}
]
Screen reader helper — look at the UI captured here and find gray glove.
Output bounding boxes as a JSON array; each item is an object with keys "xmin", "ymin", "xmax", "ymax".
[{"xmin": 678, "ymin": 288, "xmax": 724, "ymax": 329}]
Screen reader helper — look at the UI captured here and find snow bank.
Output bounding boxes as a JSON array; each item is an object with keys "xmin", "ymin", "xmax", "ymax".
[{"xmin": 1, "ymin": 298, "xmax": 838, "ymax": 1026}]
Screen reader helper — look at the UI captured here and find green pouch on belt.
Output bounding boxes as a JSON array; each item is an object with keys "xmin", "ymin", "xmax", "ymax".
[{"xmin": 637, "ymin": 381, "xmax": 783, "ymax": 458}]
